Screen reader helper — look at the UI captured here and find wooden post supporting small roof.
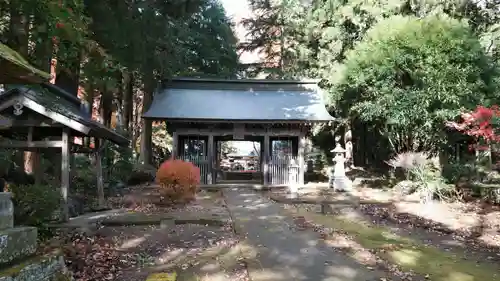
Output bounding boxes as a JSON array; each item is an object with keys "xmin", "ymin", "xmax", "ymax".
[
  {"xmin": 61, "ymin": 128, "xmax": 70, "ymax": 221},
  {"xmin": 94, "ymin": 139, "xmax": 105, "ymax": 209}
]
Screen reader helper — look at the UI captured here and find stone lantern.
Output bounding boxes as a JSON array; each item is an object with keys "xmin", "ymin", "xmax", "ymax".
[{"xmin": 329, "ymin": 143, "xmax": 352, "ymax": 192}]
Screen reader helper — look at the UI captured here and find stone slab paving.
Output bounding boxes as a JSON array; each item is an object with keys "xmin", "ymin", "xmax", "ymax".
[{"xmin": 223, "ymin": 187, "xmax": 397, "ymax": 281}]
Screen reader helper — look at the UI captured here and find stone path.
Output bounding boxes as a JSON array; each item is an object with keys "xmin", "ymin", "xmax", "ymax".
[{"xmin": 222, "ymin": 187, "xmax": 396, "ymax": 281}]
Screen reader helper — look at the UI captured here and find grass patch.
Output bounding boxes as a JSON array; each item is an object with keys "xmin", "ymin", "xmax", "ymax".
[{"xmin": 293, "ymin": 207, "xmax": 500, "ymax": 281}]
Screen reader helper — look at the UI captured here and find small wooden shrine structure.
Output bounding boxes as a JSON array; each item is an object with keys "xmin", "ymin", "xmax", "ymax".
[
  {"xmin": 143, "ymin": 78, "xmax": 334, "ymax": 186},
  {"xmin": 0, "ymin": 83, "xmax": 128, "ymax": 221}
]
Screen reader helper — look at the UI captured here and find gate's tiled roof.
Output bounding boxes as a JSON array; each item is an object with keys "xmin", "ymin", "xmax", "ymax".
[{"xmin": 143, "ymin": 78, "xmax": 334, "ymax": 122}]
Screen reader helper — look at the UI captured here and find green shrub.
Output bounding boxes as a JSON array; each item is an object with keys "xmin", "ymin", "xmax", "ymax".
[
  {"xmin": 471, "ymin": 183, "xmax": 500, "ymax": 204},
  {"xmin": 442, "ymin": 162, "xmax": 479, "ymax": 184},
  {"xmin": 9, "ymin": 183, "xmax": 60, "ymax": 238},
  {"xmin": 104, "ymin": 144, "xmax": 135, "ymax": 187},
  {"xmin": 70, "ymin": 156, "xmax": 97, "ymax": 215},
  {"xmin": 108, "ymin": 159, "xmax": 133, "ymax": 184},
  {"xmin": 487, "ymin": 171, "xmax": 500, "ymax": 184},
  {"xmin": 127, "ymin": 163, "xmax": 156, "ymax": 185},
  {"xmin": 72, "ymin": 157, "xmax": 96, "ymax": 194}
]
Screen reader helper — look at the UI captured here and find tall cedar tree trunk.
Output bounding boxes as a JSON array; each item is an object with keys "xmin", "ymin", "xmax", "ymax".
[
  {"xmin": 55, "ymin": 40, "xmax": 81, "ymax": 192},
  {"xmin": 133, "ymin": 93, "xmax": 141, "ymax": 154},
  {"xmin": 100, "ymin": 86, "xmax": 113, "ymax": 179},
  {"xmin": 106, "ymin": 72, "xmax": 125, "ymax": 180},
  {"xmin": 83, "ymin": 85, "xmax": 95, "ymax": 147},
  {"xmin": 55, "ymin": 40, "xmax": 81, "ymax": 96},
  {"xmin": 30, "ymin": 13, "xmax": 53, "ymax": 184},
  {"xmin": 140, "ymin": 75, "xmax": 154, "ymax": 165},
  {"xmin": 33, "ymin": 14, "xmax": 53, "ymax": 72},
  {"xmin": 123, "ymin": 72, "xmax": 134, "ymax": 134},
  {"xmin": 114, "ymin": 71, "xmax": 124, "ymax": 130},
  {"xmin": 7, "ymin": 3, "xmax": 31, "ymax": 175},
  {"xmin": 100, "ymin": 87, "xmax": 113, "ymax": 128},
  {"xmin": 7, "ymin": 3, "xmax": 28, "ymax": 57}
]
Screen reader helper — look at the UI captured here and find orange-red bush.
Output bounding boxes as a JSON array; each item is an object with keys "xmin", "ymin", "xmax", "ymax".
[{"xmin": 155, "ymin": 159, "xmax": 200, "ymax": 202}]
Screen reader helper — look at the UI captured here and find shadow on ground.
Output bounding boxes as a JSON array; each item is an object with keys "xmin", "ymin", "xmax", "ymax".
[
  {"xmin": 292, "ymin": 205, "xmax": 500, "ymax": 281},
  {"xmin": 222, "ymin": 187, "xmax": 410, "ymax": 281},
  {"xmin": 95, "ymin": 223, "xmax": 245, "ymax": 281},
  {"xmin": 269, "ymin": 180, "xmax": 500, "ymax": 263},
  {"xmin": 59, "ymin": 188, "xmax": 247, "ymax": 281}
]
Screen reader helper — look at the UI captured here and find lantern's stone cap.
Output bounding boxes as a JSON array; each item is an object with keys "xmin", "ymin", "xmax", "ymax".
[{"xmin": 331, "ymin": 144, "xmax": 346, "ymax": 153}]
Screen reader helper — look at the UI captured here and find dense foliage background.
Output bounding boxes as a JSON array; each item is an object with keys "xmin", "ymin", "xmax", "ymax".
[
  {"xmin": 0, "ymin": 0, "xmax": 240, "ymax": 222},
  {"xmin": 241, "ymin": 0, "xmax": 500, "ymax": 167}
]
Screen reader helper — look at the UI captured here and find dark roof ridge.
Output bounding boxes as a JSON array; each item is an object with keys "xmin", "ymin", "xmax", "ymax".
[{"xmin": 162, "ymin": 77, "xmax": 321, "ymax": 85}]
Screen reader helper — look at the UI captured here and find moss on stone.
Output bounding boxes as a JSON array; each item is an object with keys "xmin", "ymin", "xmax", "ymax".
[
  {"xmin": 294, "ymin": 208, "xmax": 500, "ymax": 281},
  {"xmin": 0, "ymin": 248, "xmax": 62, "ymax": 278},
  {"xmin": 52, "ymin": 271, "xmax": 73, "ymax": 281},
  {"xmin": 0, "ymin": 227, "xmax": 38, "ymax": 265}
]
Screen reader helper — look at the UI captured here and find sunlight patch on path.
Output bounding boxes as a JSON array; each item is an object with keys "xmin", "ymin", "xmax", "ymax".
[
  {"xmin": 223, "ymin": 187, "xmax": 396, "ymax": 281},
  {"xmin": 146, "ymin": 272, "xmax": 177, "ymax": 281}
]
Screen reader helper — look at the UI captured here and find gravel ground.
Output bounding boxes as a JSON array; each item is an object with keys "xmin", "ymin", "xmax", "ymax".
[
  {"xmin": 270, "ymin": 185, "xmax": 500, "ymax": 251},
  {"xmin": 56, "ymin": 186, "xmax": 250, "ymax": 281}
]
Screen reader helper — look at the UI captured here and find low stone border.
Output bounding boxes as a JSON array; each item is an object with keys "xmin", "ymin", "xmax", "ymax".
[
  {"xmin": 49, "ymin": 213, "xmax": 230, "ymax": 234},
  {"xmin": 99, "ymin": 217, "xmax": 228, "ymax": 227},
  {"xmin": 268, "ymin": 194, "xmax": 393, "ymax": 206},
  {"xmin": 199, "ymin": 186, "xmax": 224, "ymax": 193}
]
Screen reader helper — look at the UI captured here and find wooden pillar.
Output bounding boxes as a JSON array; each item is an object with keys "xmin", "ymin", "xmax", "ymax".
[
  {"xmin": 172, "ymin": 131, "xmax": 178, "ymax": 159},
  {"xmin": 95, "ymin": 139, "xmax": 105, "ymax": 208},
  {"xmin": 23, "ymin": 127, "xmax": 34, "ymax": 175},
  {"xmin": 25, "ymin": 126, "xmax": 42, "ymax": 185},
  {"xmin": 178, "ymin": 135, "xmax": 184, "ymax": 157},
  {"xmin": 263, "ymin": 134, "xmax": 270, "ymax": 185},
  {"xmin": 298, "ymin": 134, "xmax": 306, "ymax": 186},
  {"xmin": 207, "ymin": 134, "xmax": 215, "ymax": 184},
  {"xmin": 60, "ymin": 128, "xmax": 70, "ymax": 222}
]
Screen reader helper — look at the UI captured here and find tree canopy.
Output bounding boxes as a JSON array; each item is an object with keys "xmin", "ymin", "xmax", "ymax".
[
  {"xmin": 0, "ymin": 0, "xmax": 240, "ymax": 170},
  {"xmin": 241, "ymin": 0, "xmax": 500, "ymax": 164},
  {"xmin": 333, "ymin": 14, "xmax": 499, "ymax": 152}
]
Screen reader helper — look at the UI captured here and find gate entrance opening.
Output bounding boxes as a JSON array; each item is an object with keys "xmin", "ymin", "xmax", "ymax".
[{"xmin": 217, "ymin": 139, "xmax": 261, "ymax": 183}]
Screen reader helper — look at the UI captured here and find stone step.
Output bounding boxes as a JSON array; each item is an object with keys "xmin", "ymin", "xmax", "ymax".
[
  {"xmin": 0, "ymin": 193, "xmax": 13, "ymax": 231},
  {"xmin": 0, "ymin": 227, "xmax": 37, "ymax": 265},
  {"xmin": 0, "ymin": 249, "xmax": 72, "ymax": 281}
]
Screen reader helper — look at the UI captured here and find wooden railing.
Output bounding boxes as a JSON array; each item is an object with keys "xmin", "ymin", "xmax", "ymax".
[
  {"xmin": 269, "ymin": 156, "xmax": 299, "ymax": 186},
  {"xmin": 177, "ymin": 155, "xmax": 210, "ymax": 184}
]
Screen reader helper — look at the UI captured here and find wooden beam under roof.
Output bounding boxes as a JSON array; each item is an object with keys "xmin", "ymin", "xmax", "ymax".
[{"xmin": 0, "ymin": 140, "xmax": 63, "ymax": 149}]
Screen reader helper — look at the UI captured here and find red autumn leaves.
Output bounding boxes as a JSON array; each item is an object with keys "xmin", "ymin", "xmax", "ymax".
[
  {"xmin": 52, "ymin": 20, "xmax": 63, "ymax": 44},
  {"xmin": 446, "ymin": 105, "xmax": 500, "ymax": 149},
  {"xmin": 52, "ymin": 2, "xmax": 75, "ymax": 42},
  {"xmin": 155, "ymin": 159, "xmax": 201, "ymax": 202}
]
